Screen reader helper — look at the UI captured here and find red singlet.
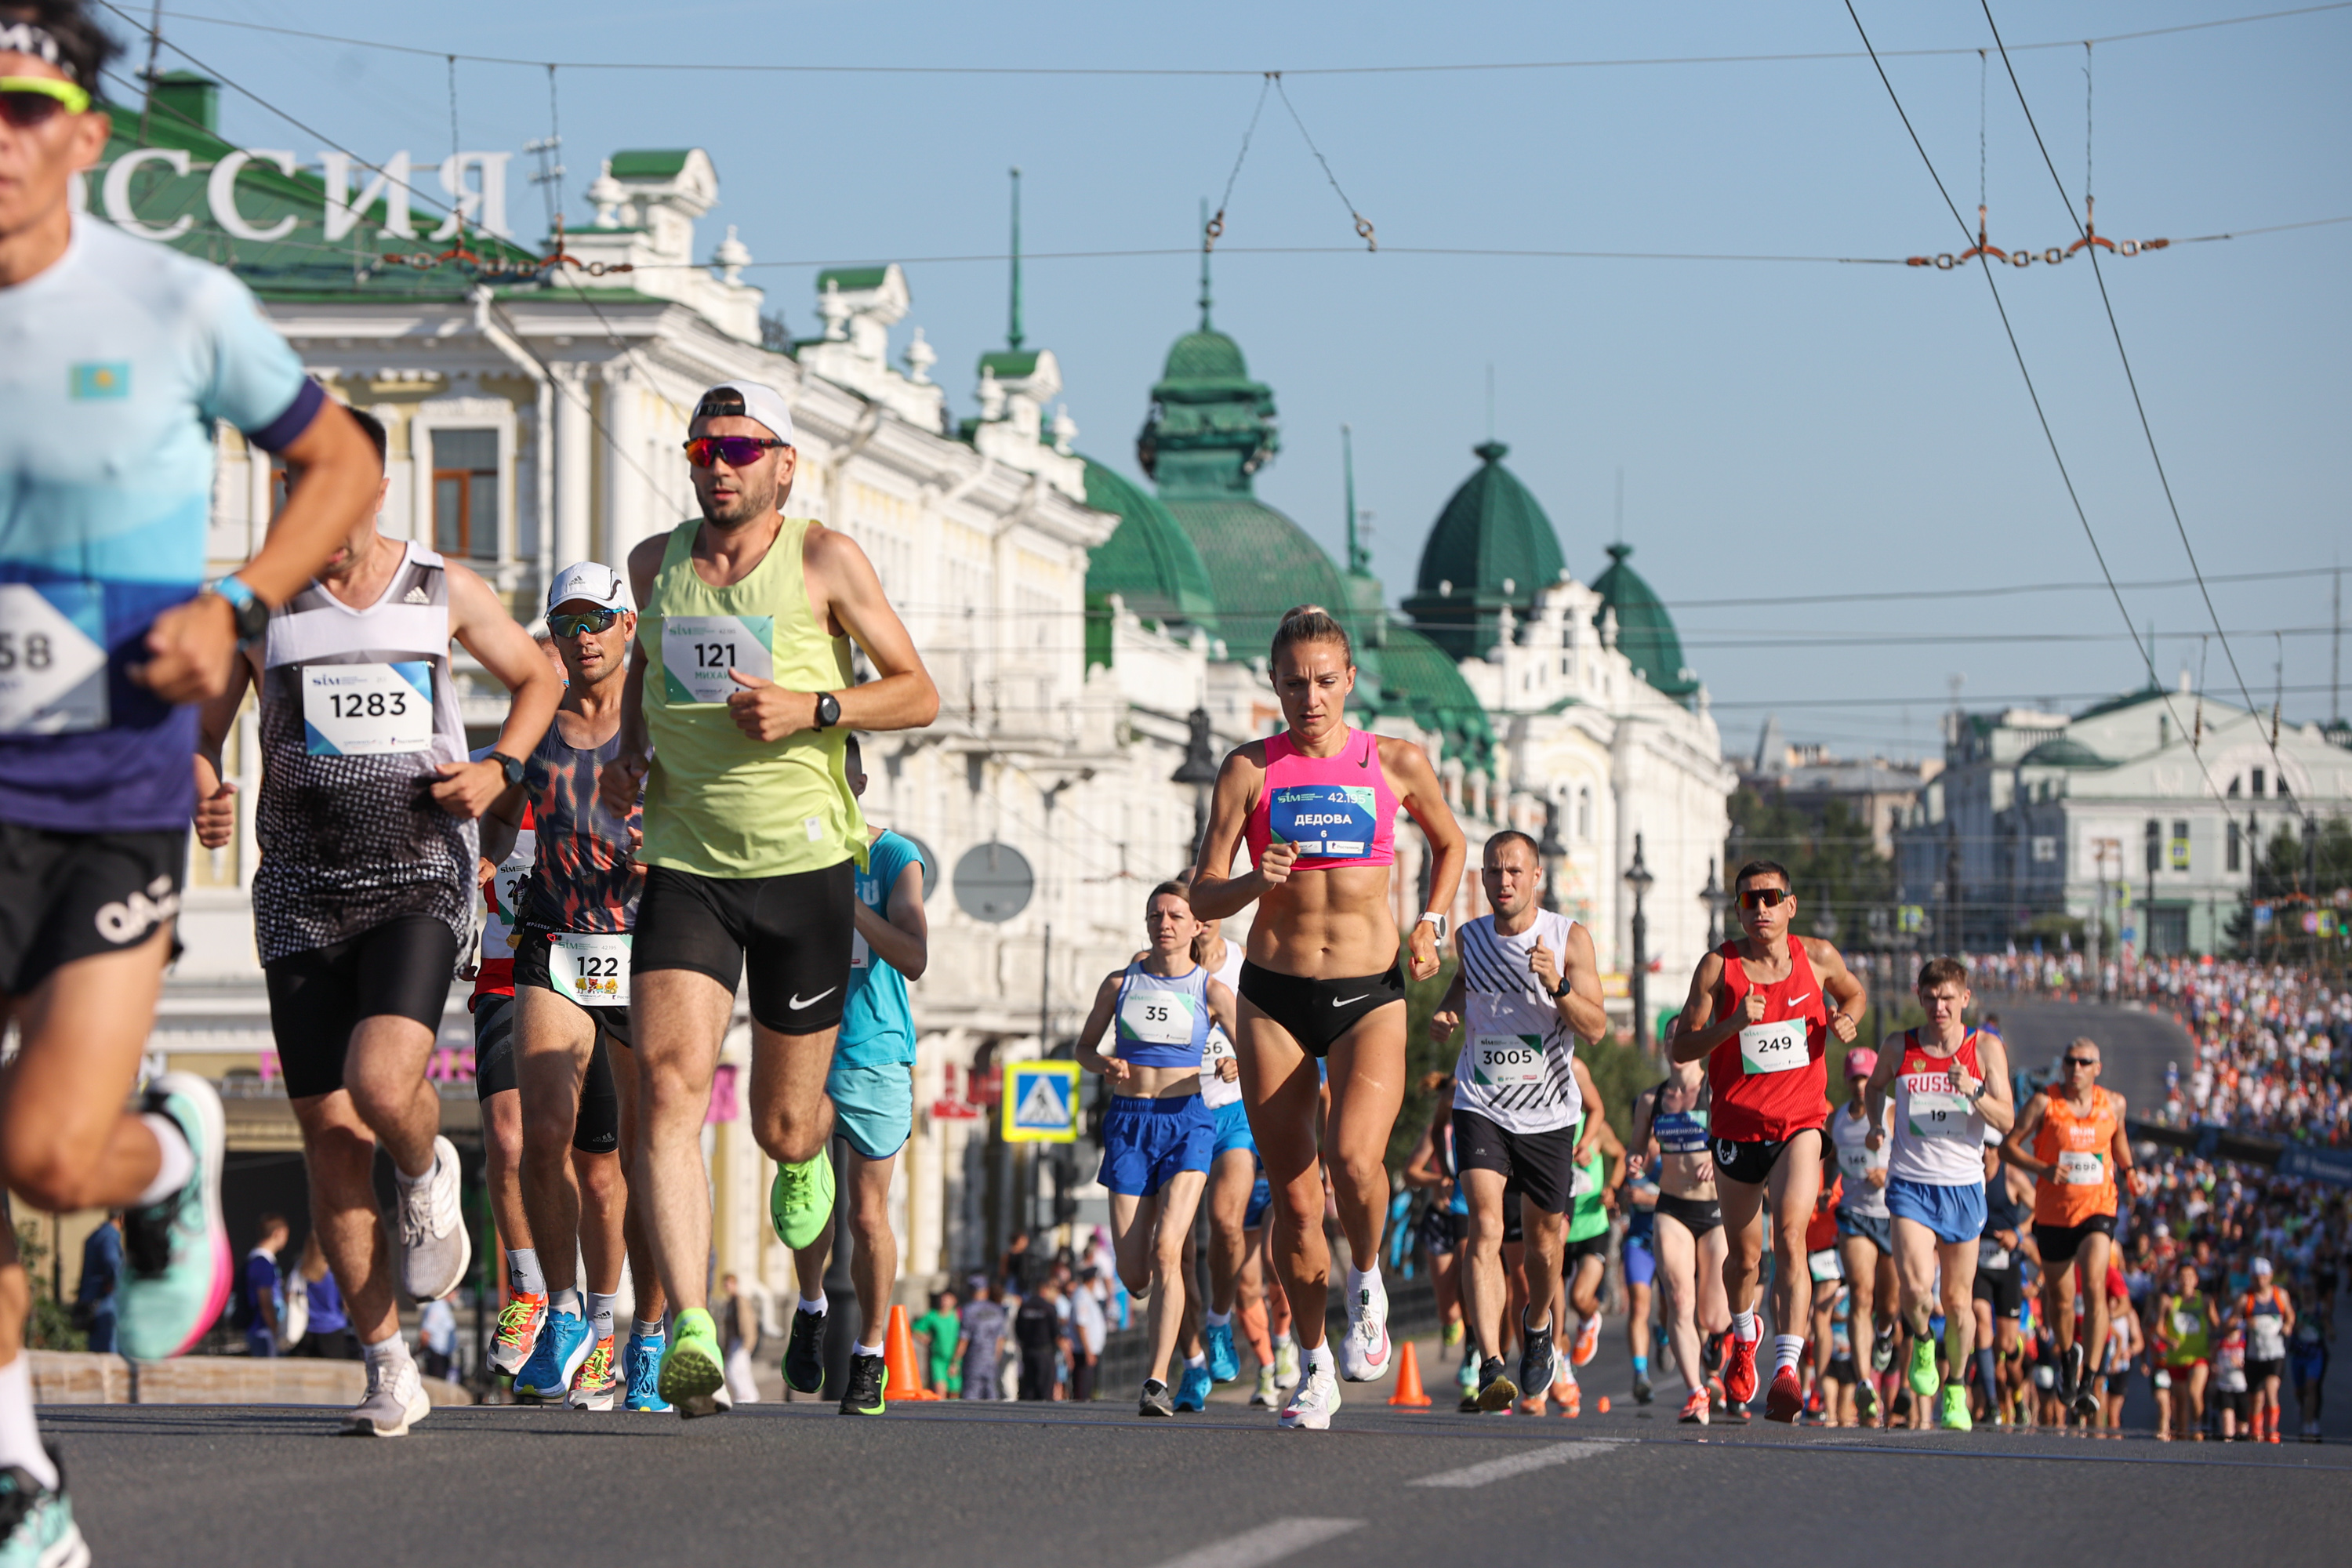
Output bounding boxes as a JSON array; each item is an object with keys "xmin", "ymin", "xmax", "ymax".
[{"xmin": 1705, "ymin": 938, "xmax": 1831, "ymax": 1142}]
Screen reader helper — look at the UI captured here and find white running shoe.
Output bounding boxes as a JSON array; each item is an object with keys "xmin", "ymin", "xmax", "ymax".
[
  {"xmin": 392, "ymin": 1135, "xmax": 472, "ymax": 1304},
  {"xmin": 1251, "ymin": 1367, "xmax": 1279, "ymax": 1407},
  {"xmin": 346, "ymin": 1354, "xmax": 432, "ymax": 1436},
  {"xmin": 1338, "ymin": 1275, "xmax": 1391, "ymax": 1381},
  {"xmin": 1273, "ymin": 1338, "xmax": 1301, "ymax": 1391},
  {"xmin": 1279, "ymin": 1361, "xmax": 1341, "ymax": 1431}
]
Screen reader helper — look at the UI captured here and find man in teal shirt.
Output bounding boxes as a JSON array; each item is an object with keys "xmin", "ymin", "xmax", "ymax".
[{"xmin": 776, "ymin": 735, "xmax": 927, "ymax": 1414}]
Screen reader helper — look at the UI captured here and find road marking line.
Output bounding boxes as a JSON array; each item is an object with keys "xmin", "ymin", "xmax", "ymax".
[
  {"xmin": 1408, "ymin": 1440, "xmax": 1617, "ymax": 1488},
  {"xmin": 1148, "ymin": 1518, "xmax": 1365, "ymax": 1568}
]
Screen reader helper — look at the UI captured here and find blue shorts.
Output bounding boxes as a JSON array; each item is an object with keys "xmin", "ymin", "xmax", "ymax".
[
  {"xmin": 1836, "ymin": 1208, "xmax": 1894, "ymax": 1257},
  {"xmin": 1210, "ymin": 1098, "xmax": 1257, "ymax": 1159},
  {"xmin": 1622, "ymin": 1234, "xmax": 1657, "ymax": 1288},
  {"xmin": 1246, "ymin": 1175, "xmax": 1272, "ymax": 1229},
  {"xmin": 1885, "ymin": 1176, "xmax": 1986, "ymax": 1246},
  {"xmin": 828, "ymin": 1058, "xmax": 913, "ymax": 1162},
  {"xmin": 1098, "ymin": 1094, "xmax": 1214, "ymax": 1198}
]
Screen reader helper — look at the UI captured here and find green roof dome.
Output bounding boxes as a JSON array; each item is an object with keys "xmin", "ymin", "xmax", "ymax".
[
  {"xmin": 1592, "ymin": 543, "xmax": 1700, "ymax": 706},
  {"xmin": 1138, "ymin": 325, "xmax": 1277, "ymax": 496},
  {"xmin": 1083, "ymin": 459, "xmax": 1220, "ymax": 637},
  {"xmin": 1158, "ymin": 495, "xmax": 1350, "ymax": 661},
  {"xmin": 1163, "ymin": 329, "xmax": 1249, "ymax": 381},
  {"xmin": 2020, "ymin": 736, "xmax": 2113, "ymax": 768},
  {"xmin": 1374, "ymin": 623, "xmax": 1496, "ymax": 774},
  {"xmin": 1403, "ymin": 441, "xmax": 1566, "ymax": 661}
]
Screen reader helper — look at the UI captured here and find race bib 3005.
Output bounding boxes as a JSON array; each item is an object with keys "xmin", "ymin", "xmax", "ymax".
[
  {"xmin": 549, "ymin": 931, "xmax": 630, "ymax": 1006},
  {"xmin": 661, "ymin": 615, "xmax": 774, "ymax": 706},
  {"xmin": 1472, "ymin": 1033, "xmax": 1547, "ymax": 1090},
  {"xmin": 1737, "ymin": 1018, "xmax": 1807, "ymax": 1076},
  {"xmin": 1266, "ymin": 782, "xmax": 1377, "ymax": 858},
  {"xmin": 302, "ymin": 662, "xmax": 433, "ymax": 756},
  {"xmin": 0, "ymin": 582, "xmax": 107, "ymax": 735}
]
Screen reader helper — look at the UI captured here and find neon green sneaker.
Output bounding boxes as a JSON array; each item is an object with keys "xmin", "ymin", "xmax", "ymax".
[
  {"xmin": 658, "ymin": 1307, "xmax": 731, "ymax": 1419},
  {"xmin": 769, "ymin": 1154, "xmax": 836, "ymax": 1251},
  {"xmin": 1939, "ymin": 1385, "xmax": 1973, "ymax": 1431},
  {"xmin": 1907, "ymin": 1336, "xmax": 1940, "ymax": 1398}
]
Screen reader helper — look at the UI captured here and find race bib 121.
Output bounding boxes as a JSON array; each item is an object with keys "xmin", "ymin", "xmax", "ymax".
[{"xmin": 661, "ymin": 615, "xmax": 773, "ymax": 705}]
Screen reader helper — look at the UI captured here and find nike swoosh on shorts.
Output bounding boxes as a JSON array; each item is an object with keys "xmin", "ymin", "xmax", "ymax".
[
  {"xmin": 789, "ymin": 988, "xmax": 838, "ymax": 1010},
  {"xmin": 1332, "ymin": 994, "xmax": 1368, "ymax": 1007}
]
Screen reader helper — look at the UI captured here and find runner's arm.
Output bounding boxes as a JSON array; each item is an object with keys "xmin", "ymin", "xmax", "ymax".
[
  {"xmin": 1185, "ymin": 747, "xmax": 1276, "ymax": 922},
  {"xmin": 2107, "ymin": 1091, "xmax": 2140, "ymax": 1194},
  {"xmin": 1862, "ymin": 1037, "xmax": 1900, "ymax": 1147},
  {"xmin": 2001, "ymin": 1092, "xmax": 2054, "ymax": 1177},
  {"xmin": 855, "ymin": 859, "xmax": 928, "ymax": 979},
  {"xmin": 1969, "ymin": 1034, "xmax": 2016, "ymax": 1134},
  {"xmin": 1073, "ymin": 973, "xmax": 1128, "ymax": 1082},
  {"xmin": 1803, "ymin": 938, "xmax": 1867, "ymax": 1044},
  {"xmin": 802, "ymin": 525, "xmax": 939, "ymax": 734},
  {"xmin": 189, "ymin": 651, "xmax": 256, "ymax": 850},
  {"xmin": 1382, "ymin": 738, "xmax": 1465, "ymax": 982},
  {"xmin": 598, "ymin": 536, "xmax": 667, "ymax": 815},
  {"xmin": 137, "ymin": 399, "xmax": 377, "ymax": 703},
  {"xmin": 434, "ymin": 562, "xmax": 561, "ymax": 819},
  {"xmin": 1552, "ymin": 920, "xmax": 1610, "ymax": 1044},
  {"xmin": 1598, "ymin": 1120, "xmax": 1627, "ymax": 1203},
  {"xmin": 1402, "ymin": 1122, "xmax": 1445, "ymax": 1190},
  {"xmin": 1571, "ymin": 1057, "xmax": 1606, "ymax": 1160},
  {"xmin": 1429, "ymin": 968, "xmax": 1466, "ymax": 1045},
  {"xmin": 1205, "ymin": 978, "xmax": 1239, "ymax": 1049},
  {"xmin": 1668, "ymin": 953, "xmax": 1735, "ymax": 1064},
  {"xmin": 1628, "ymin": 1088, "xmax": 1656, "ymax": 1160}
]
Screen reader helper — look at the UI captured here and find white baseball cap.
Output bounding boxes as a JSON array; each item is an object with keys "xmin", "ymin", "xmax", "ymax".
[
  {"xmin": 546, "ymin": 560, "xmax": 634, "ymax": 614},
  {"xmin": 692, "ymin": 380, "xmax": 795, "ymax": 445}
]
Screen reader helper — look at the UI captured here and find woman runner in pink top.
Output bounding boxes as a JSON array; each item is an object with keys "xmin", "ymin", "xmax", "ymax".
[{"xmin": 1189, "ymin": 607, "xmax": 1465, "ymax": 1430}]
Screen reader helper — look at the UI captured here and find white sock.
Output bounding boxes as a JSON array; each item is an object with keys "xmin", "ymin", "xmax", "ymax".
[
  {"xmin": 362, "ymin": 1331, "xmax": 412, "ymax": 1369},
  {"xmin": 1524, "ymin": 1310, "xmax": 1552, "ymax": 1336},
  {"xmin": 1185, "ymin": 1353, "xmax": 1207, "ymax": 1370},
  {"xmin": 1773, "ymin": 1334, "xmax": 1804, "ymax": 1375},
  {"xmin": 1345, "ymin": 1262, "xmax": 1381, "ymax": 1300},
  {"xmin": 587, "ymin": 1292, "xmax": 619, "ymax": 1342},
  {"xmin": 854, "ymin": 1340, "xmax": 883, "ymax": 1359},
  {"xmin": 133, "ymin": 1114, "xmax": 194, "ymax": 1208},
  {"xmin": 1274, "ymin": 1330, "xmax": 1295, "ymax": 1348},
  {"xmin": 0, "ymin": 1359, "xmax": 56, "ymax": 1492},
  {"xmin": 1206, "ymin": 1308, "xmax": 1231, "ymax": 1329},
  {"xmin": 508, "ymin": 1249, "xmax": 546, "ymax": 1298},
  {"xmin": 1308, "ymin": 1342, "xmax": 1336, "ymax": 1377},
  {"xmin": 799, "ymin": 1290, "xmax": 828, "ymax": 1316},
  {"xmin": 551, "ymin": 1287, "xmax": 581, "ymax": 1317},
  {"xmin": 393, "ymin": 1146, "xmax": 437, "ymax": 1187},
  {"xmin": 631, "ymin": 1316, "xmax": 665, "ymax": 1342},
  {"xmin": 1733, "ymin": 1310, "xmax": 1759, "ymax": 1344}
]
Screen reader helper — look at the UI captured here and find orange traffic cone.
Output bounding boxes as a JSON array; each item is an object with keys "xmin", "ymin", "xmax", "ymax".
[
  {"xmin": 884, "ymin": 1303, "xmax": 938, "ymax": 1401},
  {"xmin": 1388, "ymin": 1340, "xmax": 1432, "ymax": 1407}
]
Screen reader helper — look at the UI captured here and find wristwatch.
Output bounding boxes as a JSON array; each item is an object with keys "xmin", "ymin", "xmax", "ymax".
[
  {"xmin": 1550, "ymin": 975, "xmax": 1573, "ymax": 1000},
  {"xmin": 489, "ymin": 752, "xmax": 525, "ymax": 786},
  {"xmin": 208, "ymin": 573, "xmax": 270, "ymax": 646},
  {"xmin": 813, "ymin": 691, "xmax": 841, "ymax": 730},
  {"xmin": 1416, "ymin": 911, "xmax": 1446, "ymax": 946}
]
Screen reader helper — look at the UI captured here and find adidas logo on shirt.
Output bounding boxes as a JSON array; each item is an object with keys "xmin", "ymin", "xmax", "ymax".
[{"xmin": 404, "ymin": 586, "xmax": 430, "ymax": 604}]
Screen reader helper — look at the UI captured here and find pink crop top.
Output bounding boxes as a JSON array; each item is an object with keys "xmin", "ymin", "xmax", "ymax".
[{"xmin": 1243, "ymin": 728, "xmax": 1399, "ymax": 870}]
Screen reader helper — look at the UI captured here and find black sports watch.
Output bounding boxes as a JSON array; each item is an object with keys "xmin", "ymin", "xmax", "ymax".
[
  {"xmin": 813, "ymin": 691, "xmax": 841, "ymax": 730},
  {"xmin": 1551, "ymin": 976, "xmax": 1573, "ymax": 1000},
  {"xmin": 489, "ymin": 751, "xmax": 525, "ymax": 786},
  {"xmin": 209, "ymin": 573, "xmax": 270, "ymax": 645}
]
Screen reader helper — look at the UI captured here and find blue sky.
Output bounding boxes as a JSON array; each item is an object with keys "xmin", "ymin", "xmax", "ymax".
[{"xmin": 133, "ymin": 0, "xmax": 2351, "ymax": 759}]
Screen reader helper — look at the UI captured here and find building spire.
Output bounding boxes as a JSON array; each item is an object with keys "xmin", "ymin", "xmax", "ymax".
[
  {"xmin": 1343, "ymin": 423, "xmax": 1368, "ymax": 575},
  {"xmin": 1007, "ymin": 166, "xmax": 1024, "ymax": 352},
  {"xmin": 1198, "ymin": 198, "xmax": 1213, "ymax": 331}
]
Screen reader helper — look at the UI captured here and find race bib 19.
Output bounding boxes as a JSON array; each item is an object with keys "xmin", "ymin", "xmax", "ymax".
[
  {"xmin": 1266, "ymin": 782, "xmax": 1377, "ymax": 858},
  {"xmin": 302, "ymin": 662, "xmax": 433, "ymax": 756},
  {"xmin": 1905, "ymin": 1080, "xmax": 1973, "ymax": 1138},
  {"xmin": 2057, "ymin": 1149, "xmax": 2105, "ymax": 1185},
  {"xmin": 1119, "ymin": 988, "xmax": 1195, "ymax": 1047},
  {"xmin": 661, "ymin": 615, "xmax": 774, "ymax": 705},
  {"xmin": 1737, "ymin": 1018, "xmax": 1807, "ymax": 1075},
  {"xmin": 549, "ymin": 931, "xmax": 630, "ymax": 1006},
  {"xmin": 1472, "ymin": 1033, "xmax": 1547, "ymax": 1090},
  {"xmin": 0, "ymin": 582, "xmax": 107, "ymax": 735}
]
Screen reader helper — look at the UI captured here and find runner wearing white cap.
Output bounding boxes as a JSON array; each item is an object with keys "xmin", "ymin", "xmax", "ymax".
[{"xmin": 597, "ymin": 383, "xmax": 938, "ymax": 1416}]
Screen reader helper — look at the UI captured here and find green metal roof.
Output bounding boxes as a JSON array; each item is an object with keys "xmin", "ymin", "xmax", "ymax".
[
  {"xmin": 1591, "ymin": 543, "xmax": 1700, "ymax": 706},
  {"xmin": 1163, "ymin": 328, "xmax": 1249, "ymax": 381},
  {"xmin": 1082, "ymin": 459, "xmax": 1220, "ymax": 642},
  {"xmin": 2071, "ymin": 680, "xmax": 2165, "ymax": 722},
  {"xmin": 815, "ymin": 265, "xmax": 893, "ymax": 292},
  {"xmin": 1403, "ymin": 441, "xmax": 1566, "ymax": 661},
  {"xmin": 978, "ymin": 349, "xmax": 1043, "ymax": 379},
  {"xmin": 1159, "ymin": 495, "xmax": 1349, "ymax": 661},
  {"xmin": 2020, "ymin": 736, "xmax": 2114, "ymax": 768},
  {"xmin": 1374, "ymin": 622, "xmax": 1497, "ymax": 773},
  {"xmin": 1137, "ymin": 325, "xmax": 1277, "ymax": 493},
  {"xmin": 609, "ymin": 150, "xmax": 695, "ymax": 180}
]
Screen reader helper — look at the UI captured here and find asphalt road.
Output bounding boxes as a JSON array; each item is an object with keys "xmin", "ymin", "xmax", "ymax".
[{"xmin": 48, "ymin": 1001, "xmax": 2352, "ymax": 1567}]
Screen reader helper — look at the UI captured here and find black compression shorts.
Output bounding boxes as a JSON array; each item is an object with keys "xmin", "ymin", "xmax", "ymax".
[
  {"xmin": 0, "ymin": 823, "xmax": 187, "ymax": 996},
  {"xmin": 1236, "ymin": 952, "xmax": 1404, "ymax": 1058},
  {"xmin": 2031, "ymin": 1214, "xmax": 2116, "ymax": 1265},
  {"xmin": 1712, "ymin": 1126, "xmax": 1824, "ymax": 1189},
  {"xmin": 470, "ymin": 992, "xmax": 621, "ymax": 1155},
  {"xmin": 1654, "ymin": 1192, "xmax": 1724, "ymax": 1236},
  {"xmin": 1453, "ymin": 1106, "xmax": 1582, "ymax": 1216},
  {"xmin": 633, "ymin": 861, "xmax": 854, "ymax": 1034},
  {"xmin": 264, "ymin": 914, "xmax": 457, "ymax": 1099},
  {"xmin": 1973, "ymin": 1265, "xmax": 2023, "ymax": 1319}
]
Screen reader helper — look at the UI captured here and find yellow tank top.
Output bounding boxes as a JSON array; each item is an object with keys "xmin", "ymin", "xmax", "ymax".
[{"xmin": 640, "ymin": 517, "xmax": 866, "ymax": 879}]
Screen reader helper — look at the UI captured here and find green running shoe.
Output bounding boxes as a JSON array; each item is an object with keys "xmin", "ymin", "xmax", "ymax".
[
  {"xmin": 1907, "ymin": 1336, "xmax": 1940, "ymax": 1398},
  {"xmin": 659, "ymin": 1308, "xmax": 731, "ymax": 1419},
  {"xmin": 769, "ymin": 1155, "xmax": 836, "ymax": 1251},
  {"xmin": 118, "ymin": 1072, "xmax": 230, "ymax": 1360},
  {"xmin": 1939, "ymin": 1385, "xmax": 1973, "ymax": 1431},
  {"xmin": 0, "ymin": 1455, "xmax": 85, "ymax": 1568},
  {"xmin": 839, "ymin": 1352, "xmax": 888, "ymax": 1416}
]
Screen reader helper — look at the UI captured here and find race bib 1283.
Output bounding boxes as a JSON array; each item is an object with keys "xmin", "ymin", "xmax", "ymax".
[
  {"xmin": 662, "ymin": 615, "xmax": 774, "ymax": 705},
  {"xmin": 302, "ymin": 662, "xmax": 433, "ymax": 756}
]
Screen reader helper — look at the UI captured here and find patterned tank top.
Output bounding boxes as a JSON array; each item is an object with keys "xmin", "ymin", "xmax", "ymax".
[{"xmin": 518, "ymin": 716, "xmax": 642, "ymax": 934}]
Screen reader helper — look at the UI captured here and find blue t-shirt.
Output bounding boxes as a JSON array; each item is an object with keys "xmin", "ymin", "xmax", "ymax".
[
  {"xmin": 304, "ymin": 1266, "xmax": 350, "ymax": 1336},
  {"xmin": 837, "ymin": 829, "xmax": 920, "ymax": 1068},
  {"xmin": 0, "ymin": 218, "xmax": 316, "ymax": 831}
]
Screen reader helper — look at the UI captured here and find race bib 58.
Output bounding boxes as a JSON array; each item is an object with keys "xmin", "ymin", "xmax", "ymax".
[{"xmin": 0, "ymin": 583, "xmax": 107, "ymax": 735}]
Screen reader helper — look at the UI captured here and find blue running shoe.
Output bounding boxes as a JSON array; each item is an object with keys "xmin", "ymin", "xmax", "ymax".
[
  {"xmin": 0, "ymin": 1454, "xmax": 84, "ymax": 1568},
  {"xmin": 515, "ymin": 1309, "xmax": 591, "ymax": 1403},
  {"xmin": 118, "ymin": 1072, "xmax": 230, "ymax": 1360},
  {"xmin": 1174, "ymin": 1363, "xmax": 1211, "ymax": 1412},
  {"xmin": 1204, "ymin": 1321, "xmax": 1240, "ymax": 1384},
  {"xmin": 623, "ymin": 1334, "xmax": 671, "ymax": 1412}
]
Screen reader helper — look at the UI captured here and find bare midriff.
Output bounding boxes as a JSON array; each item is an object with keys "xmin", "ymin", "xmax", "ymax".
[{"xmin": 1245, "ymin": 859, "xmax": 1400, "ymax": 979}]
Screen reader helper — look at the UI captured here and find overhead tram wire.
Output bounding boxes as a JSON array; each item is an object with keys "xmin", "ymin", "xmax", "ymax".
[
  {"xmin": 143, "ymin": 2, "xmax": 2352, "ymax": 76},
  {"xmin": 1841, "ymin": 0, "xmax": 2233, "ymax": 810},
  {"xmin": 1981, "ymin": 0, "xmax": 2310, "ymax": 802}
]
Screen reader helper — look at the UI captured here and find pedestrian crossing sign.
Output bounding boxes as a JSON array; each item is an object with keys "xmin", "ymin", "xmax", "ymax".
[{"xmin": 1003, "ymin": 1059, "xmax": 1080, "ymax": 1143}]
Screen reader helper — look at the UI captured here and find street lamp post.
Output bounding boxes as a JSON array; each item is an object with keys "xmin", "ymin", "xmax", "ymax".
[
  {"xmin": 1625, "ymin": 833, "xmax": 1655, "ymax": 1058},
  {"xmin": 1538, "ymin": 796, "xmax": 1568, "ymax": 914},
  {"xmin": 1702, "ymin": 857, "xmax": 1727, "ymax": 949},
  {"xmin": 1171, "ymin": 707, "xmax": 1220, "ymax": 861}
]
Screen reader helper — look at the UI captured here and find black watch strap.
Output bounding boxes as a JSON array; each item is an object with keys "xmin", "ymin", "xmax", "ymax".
[
  {"xmin": 1551, "ymin": 977, "xmax": 1573, "ymax": 999},
  {"xmin": 814, "ymin": 691, "xmax": 841, "ymax": 730},
  {"xmin": 491, "ymin": 751, "xmax": 525, "ymax": 786}
]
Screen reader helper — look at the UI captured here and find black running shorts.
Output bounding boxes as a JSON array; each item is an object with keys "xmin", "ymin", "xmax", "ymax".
[
  {"xmin": 0, "ymin": 822, "xmax": 186, "ymax": 996},
  {"xmin": 263, "ymin": 914, "xmax": 459, "ymax": 1099},
  {"xmin": 1236, "ymin": 952, "xmax": 1405, "ymax": 1058},
  {"xmin": 1564, "ymin": 1231, "xmax": 1610, "ymax": 1272},
  {"xmin": 2031, "ymin": 1213, "xmax": 2116, "ymax": 1265},
  {"xmin": 1973, "ymin": 1265, "xmax": 2023, "ymax": 1319},
  {"xmin": 1712, "ymin": 1126, "xmax": 1824, "ymax": 1188},
  {"xmin": 632, "ymin": 861, "xmax": 854, "ymax": 1034},
  {"xmin": 1654, "ymin": 1192, "xmax": 1723, "ymax": 1237},
  {"xmin": 1454, "ymin": 1105, "xmax": 1582, "ymax": 1216},
  {"xmin": 471, "ymin": 989, "xmax": 621, "ymax": 1155}
]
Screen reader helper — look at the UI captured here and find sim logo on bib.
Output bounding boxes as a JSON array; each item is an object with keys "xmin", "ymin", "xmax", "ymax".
[{"xmin": 1268, "ymin": 783, "xmax": 1377, "ymax": 858}]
